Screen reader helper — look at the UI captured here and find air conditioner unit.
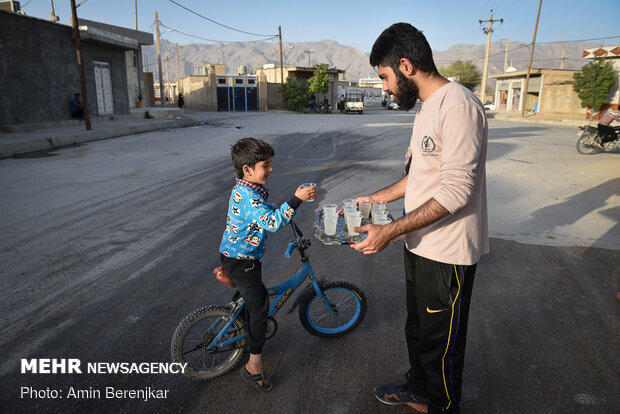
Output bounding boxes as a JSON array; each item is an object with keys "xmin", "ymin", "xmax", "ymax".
[{"xmin": 0, "ymin": 1, "xmax": 21, "ymax": 12}]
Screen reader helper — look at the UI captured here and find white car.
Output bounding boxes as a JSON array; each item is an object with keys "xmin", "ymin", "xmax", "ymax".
[
  {"xmin": 484, "ymin": 101, "xmax": 496, "ymax": 111},
  {"xmin": 387, "ymin": 101, "xmax": 401, "ymax": 110}
]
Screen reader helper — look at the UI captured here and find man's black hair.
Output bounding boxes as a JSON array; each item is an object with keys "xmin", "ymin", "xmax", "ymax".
[
  {"xmin": 231, "ymin": 137, "xmax": 274, "ymax": 178},
  {"xmin": 369, "ymin": 22, "xmax": 438, "ymax": 75}
]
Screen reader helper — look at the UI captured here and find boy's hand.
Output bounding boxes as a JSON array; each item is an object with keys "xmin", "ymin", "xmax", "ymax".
[{"xmin": 295, "ymin": 185, "xmax": 317, "ymax": 202}]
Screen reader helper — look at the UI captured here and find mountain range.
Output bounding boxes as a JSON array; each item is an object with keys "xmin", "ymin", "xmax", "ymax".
[{"xmin": 142, "ymin": 39, "xmax": 607, "ymax": 83}]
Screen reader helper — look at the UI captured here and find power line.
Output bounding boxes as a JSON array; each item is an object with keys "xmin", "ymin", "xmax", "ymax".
[
  {"xmin": 159, "ymin": 22, "xmax": 277, "ymax": 44},
  {"xmin": 167, "ymin": 0, "xmax": 277, "ymax": 37}
]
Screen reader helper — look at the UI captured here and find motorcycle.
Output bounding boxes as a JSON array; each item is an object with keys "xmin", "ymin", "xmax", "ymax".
[{"xmin": 576, "ymin": 125, "xmax": 620, "ymax": 154}]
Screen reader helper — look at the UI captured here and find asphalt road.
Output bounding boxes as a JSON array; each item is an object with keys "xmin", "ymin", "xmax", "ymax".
[{"xmin": 1, "ymin": 108, "xmax": 618, "ymax": 413}]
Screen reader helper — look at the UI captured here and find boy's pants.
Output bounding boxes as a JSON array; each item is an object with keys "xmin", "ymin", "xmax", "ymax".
[
  {"xmin": 403, "ymin": 247, "xmax": 477, "ymax": 414},
  {"xmin": 220, "ymin": 255, "xmax": 269, "ymax": 355}
]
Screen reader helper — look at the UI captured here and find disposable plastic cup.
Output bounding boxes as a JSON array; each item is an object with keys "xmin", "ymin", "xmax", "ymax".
[
  {"xmin": 372, "ymin": 201, "xmax": 387, "ymax": 212},
  {"xmin": 347, "ymin": 214, "xmax": 362, "ymax": 236},
  {"xmin": 372, "ymin": 212, "xmax": 388, "ymax": 224},
  {"xmin": 359, "ymin": 201, "xmax": 371, "ymax": 219},
  {"xmin": 343, "ymin": 199, "xmax": 356, "ymax": 209},
  {"xmin": 323, "ymin": 216, "xmax": 338, "ymax": 236},
  {"xmin": 322, "ymin": 203, "xmax": 338, "ymax": 215},
  {"xmin": 375, "ymin": 219, "xmax": 391, "ymax": 226},
  {"xmin": 302, "ymin": 183, "xmax": 317, "ymax": 202}
]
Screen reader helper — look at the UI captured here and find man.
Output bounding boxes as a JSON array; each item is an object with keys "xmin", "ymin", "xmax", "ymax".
[
  {"xmin": 352, "ymin": 23, "xmax": 488, "ymax": 414},
  {"xmin": 70, "ymin": 93, "xmax": 84, "ymax": 119},
  {"xmin": 597, "ymin": 109, "xmax": 619, "ymax": 148}
]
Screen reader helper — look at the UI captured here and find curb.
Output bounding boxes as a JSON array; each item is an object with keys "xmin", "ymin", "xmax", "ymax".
[{"xmin": 0, "ymin": 118, "xmax": 202, "ymax": 159}]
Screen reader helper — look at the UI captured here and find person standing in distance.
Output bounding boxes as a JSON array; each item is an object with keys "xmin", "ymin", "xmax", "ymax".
[{"xmin": 352, "ymin": 23, "xmax": 489, "ymax": 414}]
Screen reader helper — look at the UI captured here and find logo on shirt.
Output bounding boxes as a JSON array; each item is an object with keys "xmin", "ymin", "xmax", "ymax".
[{"xmin": 421, "ymin": 136, "xmax": 436, "ymax": 153}]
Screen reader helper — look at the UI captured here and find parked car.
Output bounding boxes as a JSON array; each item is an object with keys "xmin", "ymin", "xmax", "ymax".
[
  {"xmin": 343, "ymin": 90, "xmax": 364, "ymax": 114},
  {"xmin": 387, "ymin": 101, "xmax": 401, "ymax": 110},
  {"xmin": 484, "ymin": 101, "xmax": 496, "ymax": 111}
]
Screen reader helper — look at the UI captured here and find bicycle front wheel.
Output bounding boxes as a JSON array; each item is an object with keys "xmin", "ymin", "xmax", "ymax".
[
  {"xmin": 298, "ymin": 281, "xmax": 367, "ymax": 338},
  {"xmin": 170, "ymin": 304, "xmax": 247, "ymax": 380}
]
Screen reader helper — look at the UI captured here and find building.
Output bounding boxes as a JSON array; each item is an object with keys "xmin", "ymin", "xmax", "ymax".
[
  {"xmin": 490, "ymin": 68, "xmax": 582, "ymax": 117},
  {"xmin": 255, "ymin": 65, "xmax": 343, "ymax": 110},
  {"xmin": 582, "ymin": 45, "xmax": 620, "ymax": 118},
  {"xmin": 358, "ymin": 76, "xmax": 382, "ymax": 89},
  {"xmin": 0, "ymin": 10, "xmax": 153, "ymax": 126}
]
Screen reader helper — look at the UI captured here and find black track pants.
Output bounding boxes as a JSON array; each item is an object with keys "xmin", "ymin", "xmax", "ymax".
[
  {"xmin": 220, "ymin": 255, "xmax": 269, "ymax": 355},
  {"xmin": 403, "ymin": 247, "xmax": 477, "ymax": 414}
]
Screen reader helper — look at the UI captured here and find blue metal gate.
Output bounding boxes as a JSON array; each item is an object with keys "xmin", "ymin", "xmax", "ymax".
[{"xmin": 216, "ymin": 75, "xmax": 258, "ymax": 112}]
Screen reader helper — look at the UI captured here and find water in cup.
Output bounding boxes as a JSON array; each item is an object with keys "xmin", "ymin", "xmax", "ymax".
[
  {"xmin": 322, "ymin": 203, "xmax": 338, "ymax": 215},
  {"xmin": 359, "ymin": 201, "xmax": 371, "ymax": 219},
  {"xmin": 347, "ymin": 212, "xmax": 362, "ymax": 236},
  {"xmin": 343, "ymin": 199, "xmax": 356, "ymax": 209},
  {"xmin": 323, "ymin": 215, "xmax": 338, "ymax": 236},
  {"xmin": 372, "ymin": 201, "xmax": 387, "ymax": 212},
  {"xmin": 302, "ymin": 183, "xmax": 317, "ymax": 202}
]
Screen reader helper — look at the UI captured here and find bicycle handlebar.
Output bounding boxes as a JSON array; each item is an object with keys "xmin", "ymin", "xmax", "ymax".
[{"xmin": 284, "ymin": 242, "xmax": 296, "ymax": 258}]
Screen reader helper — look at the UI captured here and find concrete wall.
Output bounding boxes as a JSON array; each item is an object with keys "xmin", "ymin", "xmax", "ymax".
[
  {"xmin": 0, "ymin": 11, "xmax": 131, "ymax": 126},
  {"xmin": 538, "ymin": 71, "xmax": 583, "ymax": 117},
  {"xmin": 179, "ymin": 74, "xmax": 216, "ymax": 111}
]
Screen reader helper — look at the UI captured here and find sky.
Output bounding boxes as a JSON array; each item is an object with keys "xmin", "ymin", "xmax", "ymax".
[{"xmin": 19, "ymin": 0, "xmax": 620, "ymax": 53}]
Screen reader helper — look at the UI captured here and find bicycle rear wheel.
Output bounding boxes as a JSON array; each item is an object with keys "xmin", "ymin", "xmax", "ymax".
[
  {"xmin": 298, "ymin": 280, "xmax": 366, "ymax": 338},
  {"xmin": 170, "ymin": 304, "xmax": 246, "ymax": 380}
]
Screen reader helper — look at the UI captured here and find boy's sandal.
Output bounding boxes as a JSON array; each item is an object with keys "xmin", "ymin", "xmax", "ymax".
[{"xmin": 240, "ymin": 367, "xmax": 273, "ymax": 392}]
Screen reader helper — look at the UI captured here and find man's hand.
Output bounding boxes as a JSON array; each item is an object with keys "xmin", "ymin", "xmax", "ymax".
[
  {"xmin": 350, "ymin": 223, "xmax": 395, "ymax": 255},
  {"xmin": 354, "ymin": 195, "xmax": 374, "ymax": 204}
]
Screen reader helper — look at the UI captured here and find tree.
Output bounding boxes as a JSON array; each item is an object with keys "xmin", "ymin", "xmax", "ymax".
[
  {"xmin": 279, "ymin": 77, "xmax": 309, "ymax": 112},
  {"xmin": 438, "ymin": 61, "xmax": 482, "ymax": 92},
  {"xmin": 308, "ymin": 63, "xmax": 331, "ymax": 95},
  {"xmin": 572, "ymin": 58, "xmax": 616, "ymax": 111}
]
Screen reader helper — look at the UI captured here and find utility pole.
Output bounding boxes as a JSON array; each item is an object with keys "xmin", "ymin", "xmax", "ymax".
[
  {"xmin": 560, "ymin": 50, "xmax": 567, "ymax": 69},
  {"xmin": 176, "ymin": 43, "xmax": 181, "ymax": 94},
  {"xmin": 155, "ymin": 12, "xmax": 165, "ymax": 108},
  {"xmin": 50, "ymin": 0, "xmax": 59, "ymax": 22},
  {"xmin": 134, "ymin": 0, "xmax": 138, "ymax": 31},
  {"xmin": 70, "ymin": 0, "xmax": 91, "ymax": 130},
  {"xmin": 278, "ymin": 26, "xmax": 285, "ymax": 110},
  {"xmin": 304, "ymin": 50, "xmax": 315, "ymax": 67},
  {"xmin": 521, "ymin": 0, "xmax": 543, "ymax": 117},
  {"xmin": 479, "ymin": 10, "xmax": 503, "ymax": 104},
  {"xmin": 165, "ymin": 55, "xmax": 170, "ymax": 103},
  {"xmin": 503, "ymin": 37, "xmax": 509, "ymax": 72}
]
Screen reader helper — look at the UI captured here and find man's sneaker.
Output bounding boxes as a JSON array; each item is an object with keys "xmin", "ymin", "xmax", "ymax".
[{"xmin": 374, "ymin": 382, "xmax": 429, "ymax": 413}]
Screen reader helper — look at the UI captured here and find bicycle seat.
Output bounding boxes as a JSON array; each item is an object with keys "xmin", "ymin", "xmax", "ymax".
[{"xmin": 213, "ymin": 267, "xmax": 236, "ymax": 287}]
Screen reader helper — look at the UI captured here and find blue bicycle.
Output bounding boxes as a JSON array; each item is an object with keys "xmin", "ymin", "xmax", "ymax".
[{"xmin": 170, "ymin": 221, "xmax": 367, "ymax": 380}]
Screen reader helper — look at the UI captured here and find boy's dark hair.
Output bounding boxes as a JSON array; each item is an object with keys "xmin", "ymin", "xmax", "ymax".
[
  {"xmin": 231, "ymin": 137, "xmax": 274, "ymax": 178},
  {"xmin": 369, "ymin": 22, "xmax": 439, "ymax": 76}
]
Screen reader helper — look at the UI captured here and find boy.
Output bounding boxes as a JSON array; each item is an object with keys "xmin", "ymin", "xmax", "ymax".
[{"xmin": 219, "ymin": 137, "xmax": 317, "ymax": 392}]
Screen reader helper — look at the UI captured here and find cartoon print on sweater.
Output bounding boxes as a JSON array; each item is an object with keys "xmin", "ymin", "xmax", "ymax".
[
  {"xmin": 233, "ymin": 192, "xmax": 243, "ymax": 203},
  {"xmin": 220, "ymin": 184, "xmax": 296, "ymax": 261},
  {"xmin": 268, "ymin": 216, "xmax": 277, "ymax": 229},
  {"xmin": 247, "ymin": 220, "xmax": 263, "ymax": 233},
  {"xmin": 245, "ymin": 234, "xmax": 261, "ymax": 246}
]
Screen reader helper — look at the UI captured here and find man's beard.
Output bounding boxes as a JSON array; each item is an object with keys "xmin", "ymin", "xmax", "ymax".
[{"xmin": 394, "ymin": 70, "xmax": 419, "ymax": 110}]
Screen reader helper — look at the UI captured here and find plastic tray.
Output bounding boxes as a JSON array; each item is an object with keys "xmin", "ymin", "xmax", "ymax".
[{"xmin": 314, "ymin": 208, "xmax": 393, "ymax": 245}]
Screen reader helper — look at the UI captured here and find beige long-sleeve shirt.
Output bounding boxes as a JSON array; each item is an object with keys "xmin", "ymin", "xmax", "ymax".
[{"xmin": 405, "ymin": 81, "xmax": 489, "ymax": 265}]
